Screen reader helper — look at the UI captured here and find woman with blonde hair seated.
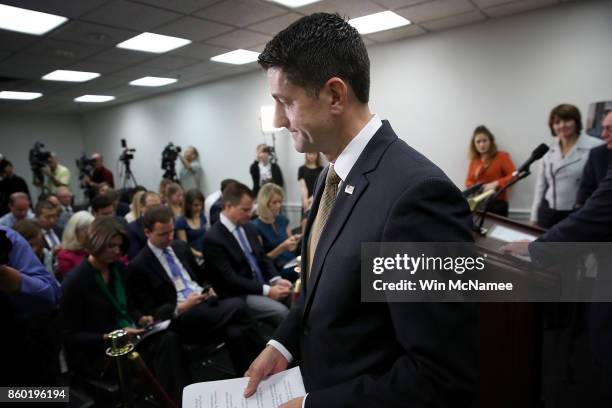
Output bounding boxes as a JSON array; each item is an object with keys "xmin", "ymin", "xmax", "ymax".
[
  {"xmin": 56, "ymin": 210, "xmax": 95, "ymax": 279},
  {"xmin": 251, "ymin": 183, "xmax": 299, "ymax": 282},
  {"xmin": 125, "ymin": 190, "xmax": 146, "ymax": 223}
]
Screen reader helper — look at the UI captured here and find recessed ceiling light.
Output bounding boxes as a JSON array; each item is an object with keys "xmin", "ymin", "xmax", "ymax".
[
  {"xmin": 268, "ymin": 0, "xmax": 322, "ymax": 7},
  {"xmin": 0, "ymin": 91, "xmax": 42, "ymax": 100},
  {"xmin": 129, "ymin": 76, "xmax": 177, "ymax": 87},
  {"xmin": 117, "ymin": 32, "xmax": 191, "ymax": 53},
  {"xmin": 42, "ymin": 70, "xmax": 100, "ymax": 82},
  {"xmin": 349, "ymin": 11, "xmax": 411, "ymax": 35},
  {"xmin": 0, "ymin": 4, "xmax": 67, "ymax": 35},
  {"xmin": 74, "ymin": 95, "xmax": 115, "ymax": 103},
  {"xmin": 210, "ymin": 49, "xmax": 260, "ymax": 65}
]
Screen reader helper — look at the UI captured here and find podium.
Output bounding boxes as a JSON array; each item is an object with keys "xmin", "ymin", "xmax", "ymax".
[{"xmin": 474, "ymin": 212, "xmax": 545, "ymax": 408}]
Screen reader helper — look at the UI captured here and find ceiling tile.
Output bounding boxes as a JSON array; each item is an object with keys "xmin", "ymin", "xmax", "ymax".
[
  {"xmin": 22, "ymin": 38, "xmax": 104, "ymax": 61},
  {"xmin": 472, "ymin": 0, "xmax": 516, "ymax": 7},
  {"xmin": 49, "ymin": 21, "xmax": 138, "ymax": 47},
  {"xmin": 65, "ymin": 60, "xmax": 127, "ymax": 75},
  {"xmin": 53, "ymin": 75, "xmax": 130, "ymax": 95},
  {"xmin": 89, "ymin": 48, "xmax": 156, "ymax": 65},
  {"xmin": 372, "ymin": 0, "xmax": 430, "ymax": 9},
  {"xmin": 195, "ymin": 0, "xmax": 287, "ymax": 27},
  {"xmin": 0, "ymin": 53, "xmax": 71, "ymax": 80},
  {"xmin": 80, "ymin": 0, "xmax": 182, "ymax": 31},
  {"xmin": 0, "ymin": 0, "xmax": 108, "ymax": 18},
  {"xmin": 299, "ymin": 0, "xmax": 385, "ymax": 19},
  {"xmin": 111, "ymin": 65, "xmax": 171, "ymax": 79},
  {"xmin": 0, "ymin": 31, "xmax": 39, "ymax": 53},
  {"xmin": 139, "ymin": 54, "xmax": 201, "ymax": 70},
  {"xmin": 6, "ymin": 79, "xmax": 71, "ymax": 94},
  {"xmin": 128, "ymin": 0, "xmax": 220, "ymax": 14},
  {"xmin": 396, "ymin": 0, "xmax": 476, "ymax": 23},
  {"xmin": 247, "ymin": 13, "xmax": 303, "ymax": 36},
  {"xmin": 154, "ymin": 16, "xmax": 234, "ymax": 41},
  {"xmin": 483, "ymin": 0, "xmax": 559, "ymax": 18},
  {"xmin": 166, "ymin": 60, "xmax": 229, "ymax": 79},
  {"xmin": 168, "ymin": 43, "xmax": 231, "ymax": 60},
  {"xmin": 421, "ymin": 10, "xmax": 487, "ymax": 31},
  {"xmin": 205, "ymin": 29, "xmax": 272, "ymax": 49},
  {"xmin": 364, "ymin": 24, "xmax": 426, "ymax": 42}
]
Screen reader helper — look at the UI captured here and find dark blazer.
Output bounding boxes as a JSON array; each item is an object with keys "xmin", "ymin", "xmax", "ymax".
[
  {"xmin": 126, "ymin": 217, "xmax": 146, "ymax": 260},
  {"xmin": 202, "ymin": 220, "xmax": 278, "ymax": 298},
  {"xmin": 128, "ymin": 240, "xmax": 206, "ymax": 320},
  {"xmin": 577, "ymin": 144, "xmax": 612, "ymax": 206},
  {"xmin": 274, "ymin": 121, "xmax": 478, "ymax": 407},
  {"xmin": 209, "ymin": 197, "xmax": 223, "ymax": 226},
  {"xmin": 249, "ymin": 161, "xmax": 284, "ymax": 198}
]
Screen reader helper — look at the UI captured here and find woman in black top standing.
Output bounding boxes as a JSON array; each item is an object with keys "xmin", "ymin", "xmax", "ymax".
[{"xmin": 297, "ymin": 152, "xmax": 323, "ymax": 213}]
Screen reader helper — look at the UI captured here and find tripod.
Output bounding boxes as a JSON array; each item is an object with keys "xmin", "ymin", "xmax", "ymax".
[{"xmin": 121, "ymin": 159, "xmax": 138, "ymax": 190}]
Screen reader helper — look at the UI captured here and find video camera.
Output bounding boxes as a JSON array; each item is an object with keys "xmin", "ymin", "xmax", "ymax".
[
  {"xmin": 28, "ymin": 142, "xmax": 51, "ymax": 186},
  {"xmin": 120, "ymin": 138, "xmax": 136, "ymax": 164},
  {"xmin": 76, "ymin": 154, "xmax": 96, "ymax": 199},
  {"xmin": 161, "ymin": 143, "xmax": 181, "ymax": 181}
]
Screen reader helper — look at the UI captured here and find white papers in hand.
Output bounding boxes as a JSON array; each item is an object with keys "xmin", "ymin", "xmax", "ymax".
[
  {"xmin": 488, "ymin": 225, "xmax": 537, "ymax": 243},
  {"xmin": 182, "ymin": 366, "xmax": 305, "ymax": 408}
]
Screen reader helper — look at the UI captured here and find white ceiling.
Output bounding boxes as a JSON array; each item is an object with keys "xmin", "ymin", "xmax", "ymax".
[{"xmin": 0, "ymin": 0, "xmax": 575, "ymax": 115}]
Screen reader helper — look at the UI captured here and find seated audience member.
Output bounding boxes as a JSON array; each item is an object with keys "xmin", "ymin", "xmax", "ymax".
[
  {"xmin": 0, "ymin": 192, "xmax": 34, "ymax": 228},
  {"xmin": 202, "ymin": 183, "xmax": 291, "ymax": 326},
  {"xmin": 465, "ymin": 125, "xmax": 516, "ymax": 217},
  {"xmin": 91, "ymin": 194, "xmax": 115, "ymax": 218},
  {"xmin": 127, "ymin": 192, "xmax": 161, "ymax": 260},
  {"xmin": 56, "ymin": 186, "xmax": 74, "ymax": 229},
  {"xmin": 531, "ymin": 104, "xmax": 604, "ymax": 228},
  {"xmin": 125, "ymin": 190, "xmax": 146, "ymax": 223},
  {"xmin": 207, "ymin": 179, "xmax": 239, "ymax": 227},
  {"xmin": 13, "ymin": 219, "xmax": 56, "ymax": 278},
  {"xmin": 179, "ymin": 146, "xmax": 202, "ymax": 192},
  {"xmin": 103, "ymin": 188, "xmax": 130, "ymax": 218},
  {"xmin": 0, "ymin": 225, "xmax": 61, "ymax": 386},
  {"xmin": 577, "ymin": 111, "xmax": 612, "ymax": 206},
  {"xmin": 128, "ymin": 206, "xmax": 265, "ymax": 375},
  {"xmin": 251, "ymin": 184, "xmax": 299, "ymax": 282},
  {"xmin": 0, "ymin": 159, "xmax": 30, "ymax": 216},
  {"xmin": 175, "ymin": 189, "xmax": 207, "ymax": 259},
  {"xmin": 166, "ymin": 183, "xmax": 184, "ymax": 218},
  {"xmin": 57, "ymin": 211, "xmax": 95, "ymax": 279},
  {"xmin": 35, "ymin": 199, "xmax": 62, "ymax": 255},
  {"xmin": 250, "ymin": 144, "xmax": 284, "ymax": 198},
  {"xmin": 159, "ymin": 178, "xmax": 173, "ymax": 206},
  {"xmin": 297, "ymin": 152, "xmax": 323, "ymax": 212},
  {"xmin": 61, "ymin": 217, "xmax": 189, "ymax": 404},
  {"xmin": 95, "ymin": 181, "xmax": 111, "ymax": 197}
]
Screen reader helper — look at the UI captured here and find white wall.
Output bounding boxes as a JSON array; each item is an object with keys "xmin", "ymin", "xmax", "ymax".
[
  {"xmin": 0, "ymin": 112, "xmax": 85, "ymax": 202},
  {"xmin": 75, "ymin": 0, "xmax": 612, "ymax": 216}
]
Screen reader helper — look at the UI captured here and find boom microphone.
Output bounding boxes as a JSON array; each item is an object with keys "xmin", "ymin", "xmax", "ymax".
[{"xmin": 513, "ymin": 143, "xmax": 549, "ymax": 176}]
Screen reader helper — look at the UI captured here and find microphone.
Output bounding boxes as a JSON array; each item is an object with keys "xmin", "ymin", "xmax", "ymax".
[{"xmin": 513, "ymin": 143, "xmax": 549, "ymax": 176}]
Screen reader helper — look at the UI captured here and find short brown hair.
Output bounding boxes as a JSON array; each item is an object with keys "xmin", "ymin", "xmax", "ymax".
[
  {"xmin": 35, "ymin": 199, "xmax": 58, "ymax": 217},
  {"xmin": 13, "ymin": 219, "xmax": 42, "ymax": 241},
  {"xmin": 143, "ymin": 205, "xmax": 174, "ymax": 231},
  {"xmin": 85, "ymin": 216, "xmax": 128, "ymax": 257},
  {"xmin": 548, "ymin": 104, "xmax": 582, "ymax": 136},
  {"xmin": 468, "ymin": 125, "xmax": 498, "ymax": 161},
  {"xmin": 222, "ymin": 182, "xmax": 252, "ymax": 207}
]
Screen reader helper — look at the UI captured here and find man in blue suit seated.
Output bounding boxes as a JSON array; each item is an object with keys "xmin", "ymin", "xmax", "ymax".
[
  {"xmin": 243, "ymin": 12, "xmax": 478, "ymax": 408},
  {"xmin": 577, "ymin": 110, "xmax": 612, "ymax": 206}
]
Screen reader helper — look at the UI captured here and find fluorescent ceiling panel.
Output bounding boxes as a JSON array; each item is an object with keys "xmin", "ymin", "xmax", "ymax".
[
  {"xmin": 0, "ymin": 4, "xmax": 67, "ymax": 35},
  {"xmin": 117, "ymin": 32, "xmax": 192, "ymax": 53},
  {"xmin": 210, "ymin": 49, "xmax": 260, "ymax": 65},
  {"xmin": 129, "ymin": 76, "xmax": 177, "ymax": 87},
  {"xmin": 74, "ymin": 95, "xmax": 115, "ymax": 103},
  {"xmin": 268, "ymin": 0, "xmax": 322, "ymax": 7},
  {"xmin": 349, "ymin": 11, "xmax": 411, "ymax": 35},
  {"xmin": 0, "ymin": 91, "xmax": 42, "ymax": 100},
  {"xmin": 42, "ymin": 70, "xmax": 100, "ymax": 82}
]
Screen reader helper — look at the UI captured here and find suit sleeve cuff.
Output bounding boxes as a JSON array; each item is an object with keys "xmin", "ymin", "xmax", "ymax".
[
  {"xmin": 267, "ymin": 340, "xmax": 293, "ymax": 364},
  {"xmin": 302, "ymin": 393, "xmax": 308, "ymax": 408},
  {"xmin": 262, "ymin": 284, "xmax": 270, "ymax": 296}
]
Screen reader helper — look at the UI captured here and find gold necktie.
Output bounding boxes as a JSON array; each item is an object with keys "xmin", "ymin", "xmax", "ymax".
[{"xmin": 307, "ymin": 165, "xmax": 341, "ymax": 277}]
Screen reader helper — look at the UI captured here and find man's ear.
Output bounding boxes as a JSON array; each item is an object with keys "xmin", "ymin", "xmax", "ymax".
[{"xmin": 325, "ymin": 77, "xmax": 348, "ymax": 115}]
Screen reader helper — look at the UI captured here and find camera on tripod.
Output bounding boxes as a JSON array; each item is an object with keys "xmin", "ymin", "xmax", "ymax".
[
  {"xmin": 161, "ymin": 143, "xmax": 181, "ymax": 181},
  {"xmin": 76, "ymin": 154, "xmax": 96, "ymax": 199},
  {"xmin": 120, "ymin": 138, "xmax": 135, "ymax": 164},
  {"xmin": 28, "ymin": 142, "xmax": 51, "ymax": 187}
]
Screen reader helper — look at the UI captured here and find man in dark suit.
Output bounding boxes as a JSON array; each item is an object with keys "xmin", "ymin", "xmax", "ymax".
[
  {"xmin": 577, "ymin": 111, "xmax": 612, "ymax": 206},
  {"xmin": 35, "ymin": 199, "xmax": 62, "ymax": 255},
  {"xmin": 126, "ymin": 191, "xmax": 160, "ymax": 260},
  {"xmin": 244, "ymin": 13, "xmax": 477, "ymax": 408},
  {"xmin": 128, "ymin": 205, "xmax": 264, "ymax": 375},
  {"xmin": 203, "ymin": 183, "xmax": 292, "ymax": 326}
]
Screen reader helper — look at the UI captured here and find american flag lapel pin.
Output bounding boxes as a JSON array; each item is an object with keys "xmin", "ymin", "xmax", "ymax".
[{"xmin": 344, "ymin": 184, "xmax": 355, "ymax": 195}]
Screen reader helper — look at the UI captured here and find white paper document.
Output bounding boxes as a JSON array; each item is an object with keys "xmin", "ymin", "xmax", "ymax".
[
  {"xmin": 182, "ymin": 367, "xmax": 305, "ymax": 408},
  {"xmin": 488, "ymin": 225, "xmax": 537, "ymax": 243}
]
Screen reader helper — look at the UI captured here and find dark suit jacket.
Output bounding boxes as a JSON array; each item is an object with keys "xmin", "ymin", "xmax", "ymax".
[
  {"xmin": 209, "ymin": 197, "xmax": 223, "ymax": 226},
  {"xmin": 249, "ymin": 161, "xmax": 284, "ymax": 198},
  {"xmin": 202, "ymin": 221, "xmax": 278, "ymax": 298},
  {"xmin": 128, "ymin": 240, "xmax": 206, "ymax": 321},
  {"xmin": 577, "ymin": 144, "xmax": 612, "ymax": 206},
  {"xmin": 274, "ymin": 121, "xmax": 478, "ymax": 407},
  {"xmin": 126, "ymin": 217, "xmax": 146, "ymax": 260}
]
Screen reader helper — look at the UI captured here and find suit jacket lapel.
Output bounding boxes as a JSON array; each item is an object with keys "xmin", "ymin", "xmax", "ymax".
[
  {"xmin": 144, "ymin": 245, "xmax": 174, "ymax": 288},
  {"xmin": 219, "ymin": 222, "xmax": 249, "ymax": 265},
  {"xmin": 303, "ymin": 121, "xmax": 398, "ymax": 318}
]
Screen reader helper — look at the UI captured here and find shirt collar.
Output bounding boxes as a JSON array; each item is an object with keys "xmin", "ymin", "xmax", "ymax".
[
  {"xmin": 220, "ymin": 213, "xmax": 238, "ymax": 234},
  {"xmin": 147, "ymin": 240, "xmax": 170, "ymax": 259},
  {"xmin": 332, "ymin": 114, "xmax": 382, "ymax": 181}
]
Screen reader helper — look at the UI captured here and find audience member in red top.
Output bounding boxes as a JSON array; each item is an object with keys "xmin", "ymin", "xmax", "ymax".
[
  {"xmin": 57, "ymin": 210, "xmax": 95, "ymax": 278},
  {"xmin": 465, "ymin": 125, "xmax": 516, "ymax": 217}
]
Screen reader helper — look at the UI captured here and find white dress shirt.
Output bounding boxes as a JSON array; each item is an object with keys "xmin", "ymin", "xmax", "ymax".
[{"xmin": 147, "ymin": 241, "xmax": 202, "ymax": 302}]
